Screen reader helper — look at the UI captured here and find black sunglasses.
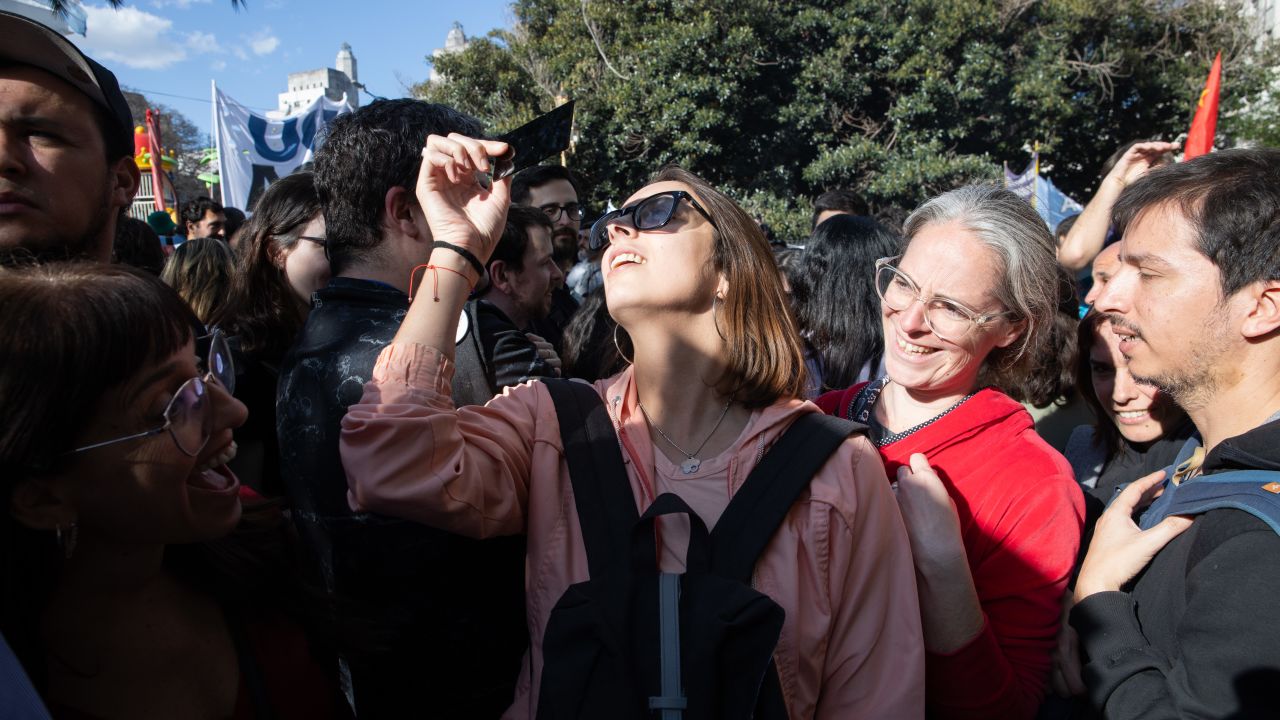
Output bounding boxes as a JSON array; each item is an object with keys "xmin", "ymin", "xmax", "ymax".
[
  {"xmin": 539, "ymin": 203, "xmax": 582, "ymax": 222},
  {"xmin": 588, "ymin": 190, "xmax": 716, "ymax": 251}
]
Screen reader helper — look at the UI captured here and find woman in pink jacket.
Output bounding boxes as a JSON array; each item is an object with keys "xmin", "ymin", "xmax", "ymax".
[{"xmin": 339, "ymin": 132, "xmax": 925, "ymax": 719}]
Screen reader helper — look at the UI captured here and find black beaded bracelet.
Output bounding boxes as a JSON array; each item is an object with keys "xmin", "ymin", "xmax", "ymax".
[{"xmin": 432, "ymin": 241, "xmax": 486, "ymax": 282}]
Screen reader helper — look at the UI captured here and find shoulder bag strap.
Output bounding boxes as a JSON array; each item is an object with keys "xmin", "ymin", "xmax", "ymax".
[
  {"xmin": 711, "ymin": 412, "xmax": 864, "ymax": 581},
  {"xmin": 708, "ymin": 412, "xmax": 862, "ymax": 720},
  {"xmin": 543, "ymin": 379, "xmax": 639, "ymax": 578}
]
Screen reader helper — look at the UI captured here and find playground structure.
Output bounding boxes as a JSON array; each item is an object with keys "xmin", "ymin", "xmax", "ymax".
[{"xmin": 127, "ymin": 109, "xmax": 179, "ymax": 223}]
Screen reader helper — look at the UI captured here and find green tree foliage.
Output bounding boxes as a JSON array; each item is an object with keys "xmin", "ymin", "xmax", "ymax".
[{"xmin": 417, "ymin": 0, "xmax": 1276, "ymax": 240}]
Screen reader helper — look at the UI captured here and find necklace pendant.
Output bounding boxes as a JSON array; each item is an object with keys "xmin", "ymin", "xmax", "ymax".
[{"xmin": 680, "ymin": 458, "xmax": 701, "ymax": 475}]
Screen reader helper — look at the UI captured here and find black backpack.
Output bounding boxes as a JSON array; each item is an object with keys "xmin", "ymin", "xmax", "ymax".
[{"xmin": 537, "ymin": 379, "xmax": 863, "ymax": 720}]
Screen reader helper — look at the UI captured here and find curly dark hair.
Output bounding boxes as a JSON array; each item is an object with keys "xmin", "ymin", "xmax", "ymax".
[
  {"xmin": 312, "ymin": 99, "xmax": 483, "ymax": 275},
  {"xmin": 181, "ymin": 196, "xmax": 224, "ymax": 229}
]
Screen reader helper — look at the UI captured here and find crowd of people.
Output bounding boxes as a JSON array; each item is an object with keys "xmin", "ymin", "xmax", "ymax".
[{"xmin": 3, "ymin": 9, "xmax": 1280, "ymax": 720}]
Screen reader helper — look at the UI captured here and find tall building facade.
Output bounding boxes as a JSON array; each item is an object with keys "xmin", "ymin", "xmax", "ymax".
[
  {"xmin": 277, "ymin": 43, "xmax": 360, "ymax": 115},
  {"xmin": 428, "ymin": 22, "xmax": 469, "ymax": 84}
]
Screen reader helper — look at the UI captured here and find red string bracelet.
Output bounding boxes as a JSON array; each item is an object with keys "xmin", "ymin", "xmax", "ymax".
[{"xmin": 408, "ymin": 263, "xmax": 475, "ymax": 303}]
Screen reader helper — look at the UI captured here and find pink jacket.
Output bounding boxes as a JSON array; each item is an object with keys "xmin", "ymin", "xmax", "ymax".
[{"xmin": 340, "ymin": 343, "xmax": 925, "ymax": 719}]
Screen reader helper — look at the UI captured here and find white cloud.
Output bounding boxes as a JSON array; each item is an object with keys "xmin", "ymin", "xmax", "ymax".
[
  {"xmin": 150, "ymin": 0, "xmax": 212, "ymax": 8},
  {"xmin": 75, "ymin": 5, "xmax": 187, "ymax": 70},
  {"xmin": 248, "ymin": 30, "xmax": 280, "ymax": 56},
  {"xmin": 186, "ymin": 30, "xmax": 221, "ymax": 55},
  {"xmin": 211, "ymin": 59, "xmax": 227, "ymax": 71}
]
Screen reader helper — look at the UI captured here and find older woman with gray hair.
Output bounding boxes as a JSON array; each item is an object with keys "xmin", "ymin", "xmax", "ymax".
[{"xmin": 816, "ymin": 185, "xmax": 1084, "ymax": 720}]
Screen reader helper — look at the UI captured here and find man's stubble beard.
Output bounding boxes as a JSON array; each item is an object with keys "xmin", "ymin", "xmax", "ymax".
[
  {"xmin": 0, "ymin": 177, "xmax": 115, "ymax": 266},
  {"xmin": 1130, "ymin": 309, "xmax": 1234, "ymax": 413}
]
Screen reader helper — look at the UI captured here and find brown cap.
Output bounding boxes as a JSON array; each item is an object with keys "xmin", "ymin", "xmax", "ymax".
[{"xmin": 0, "ymin": 10, "xmax": 134, "ymax": 150}]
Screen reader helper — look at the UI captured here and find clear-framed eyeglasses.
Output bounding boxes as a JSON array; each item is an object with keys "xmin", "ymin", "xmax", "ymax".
[
  {"xmin": 68, "ymin": 330, "xmax": 237, "ymax": 458},
  {"xmin": 874, "ymin": 256, "xmax": 1019, "ymax": 343}
]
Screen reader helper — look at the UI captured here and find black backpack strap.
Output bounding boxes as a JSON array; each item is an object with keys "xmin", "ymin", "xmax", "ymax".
[
  {"xmin": 709, "ymin": 412, "xmax": 862, "ymax": 720},
  {"xmin": 711, "ymin": 412, "xmax": 865, "ymax": 581},
  {"xmin": 543, "ymin": 379, "xmax": 639, "ymax": 579}
]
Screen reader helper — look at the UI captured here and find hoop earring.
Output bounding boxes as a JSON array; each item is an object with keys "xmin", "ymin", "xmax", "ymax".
[
  {"xmin": 56, "ymin": 522, "xmax": 78, "ymax": 560},
  {"xmin": 713, "ymin": 297, "xmax": 727, "ymax": 341},
  {"xmin": 613, "ymin": 324, "xmax": 634, "ymax": 365}
]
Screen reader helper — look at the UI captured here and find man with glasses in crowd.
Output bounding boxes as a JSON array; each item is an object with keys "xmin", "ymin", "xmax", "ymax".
[
  {"xmin": 512, "ymin": 165, "xmax": 586, "ymax": 346},
  {"xmin": 452, "ymin": 206, "xmax": 563, "ymax": 406},
  {"xmin": 0, "ymin": 11, "xmax": 140, "ymax": 266}
]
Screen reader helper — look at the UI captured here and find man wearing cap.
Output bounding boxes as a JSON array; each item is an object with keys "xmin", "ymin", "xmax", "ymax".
[{"xmin": 1, "ymin": 11, "xmax": 140, "ymax": 265}]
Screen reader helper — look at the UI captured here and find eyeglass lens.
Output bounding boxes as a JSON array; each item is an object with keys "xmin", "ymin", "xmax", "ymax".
[
  {"xmin": 206, "ymin": 332, "xmax": 236, "ymax": 395},
  {"xmin": 875, "ymin": 265, "xmax": 976, "ymax": 341},
  {"xmin": 541, "ymin": 203, "xmax": 582, "ymax": 222},
  {"xmin": 167, "ymin": 376, "xmax": 214, "ymax": 456}
]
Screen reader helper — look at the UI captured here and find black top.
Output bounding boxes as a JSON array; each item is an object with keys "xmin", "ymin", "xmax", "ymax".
[
  {"xmin": 276, "ymin": 277, "xmax": 526, "ymax": 718},
  {"xmin": 227, "ymin": 351, "xmax": 284, "ymax": 498},
  {"xmin": 1069, "ymin": 417, "xmax": 1280, "ymax": 719},
  {"xmin": 1089, "ymin": 417, "xmax": 1197, "ymax": 508},
  {"xmin": 452, "ymin": 298, "xmax": 558, "ymax": 407}
]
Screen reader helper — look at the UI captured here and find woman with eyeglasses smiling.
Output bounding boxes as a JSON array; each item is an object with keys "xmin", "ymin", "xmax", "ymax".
[
  {"xmin": 339, "ymin": 134, "xmax": 925, "ymax": 718},
  {"xmin": 814, "ymin": 185, "xmax": 1085, "ymax": 720},
  {"xmin": 0, "ymin": 264, "xmax": 348, "ymax": 719}
]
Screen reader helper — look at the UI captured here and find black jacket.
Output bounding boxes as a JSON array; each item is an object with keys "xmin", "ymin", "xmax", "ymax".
[
  {"xmin": 452, "ymin": 298, "xmax": 557, "ymax": 407},
  {"xmin": 276, "ymin": 278, "xmax": 527, "ymax": 719},
  {"xmin": 1070, "ymin": 417, "xmax": 1280, "ymax": 719}
]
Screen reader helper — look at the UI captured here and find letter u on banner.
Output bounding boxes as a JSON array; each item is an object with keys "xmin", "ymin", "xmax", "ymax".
[{"xmin": 215, "ymin": 87, "xmax": 352, "ymax": 210}]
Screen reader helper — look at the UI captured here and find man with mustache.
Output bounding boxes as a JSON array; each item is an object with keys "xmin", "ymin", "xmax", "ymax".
[
  {"xmin": 512, "ymin": 165, "xmax": 585, "ymax": 348},
  {"xmin": 1, "ymin": 11, "xmax": 139, "ymax": 265},
  {"xmin": 452, "ymin": 205, "xmax": 563, "ymax": 407},
  {"xmin": 1071, "ymin": 148, "xmax": 1280, "ymax": 718}
]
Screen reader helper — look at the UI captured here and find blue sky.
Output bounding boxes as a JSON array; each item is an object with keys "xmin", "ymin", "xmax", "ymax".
[{"xmin": 70, "ymin": 0, "xmax": 514, "ymax": 142}]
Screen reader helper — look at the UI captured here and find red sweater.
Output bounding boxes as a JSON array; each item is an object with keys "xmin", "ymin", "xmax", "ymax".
[{"xmin": 816, "ymin": 384, "xmax": 1083, "ymax": 720}]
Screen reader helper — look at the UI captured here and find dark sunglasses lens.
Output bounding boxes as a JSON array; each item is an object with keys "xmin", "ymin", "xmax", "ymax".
[
  {"xmin": 589, "ymin": 211, "xmax": 620, "ymax": 251},
  {"xmin": 634, "ymin": 194, "xmax": 678, "ymax": 231},
  {"xmin": 169, "ymin": 377, "xmax": 212, "ymax": 456}
]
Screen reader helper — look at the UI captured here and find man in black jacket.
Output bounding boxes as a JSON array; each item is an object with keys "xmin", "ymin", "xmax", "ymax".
[
  {"xmin": 276, "ymin": 100, "xmax": 526, "ymax": 718},
  {"xmin": 452, "ymin": 205, "xmax": 562, "ymax": 406},
  {"xmin": 1072, "ymin": 148, "xmax": 1280, "ymax": 718}
]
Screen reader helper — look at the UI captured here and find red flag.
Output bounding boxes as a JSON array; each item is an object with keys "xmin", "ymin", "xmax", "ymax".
[
  {"xmin": 145, "ymin": 108, "xmax": 167, "ymax": 211},
  {"xmin": 1184, "ymin": 52, "xmax": 1222, "ymax": 160}
]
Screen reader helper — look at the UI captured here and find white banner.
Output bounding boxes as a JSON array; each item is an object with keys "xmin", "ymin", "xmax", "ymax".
[{"xmin": 214, "ymin": 84, "xmax": 350, "ymax": 210}]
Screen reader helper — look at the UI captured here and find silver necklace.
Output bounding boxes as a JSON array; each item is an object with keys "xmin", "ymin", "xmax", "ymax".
[{"xmin": 637, "ymin": 397, "xmax": 733, "ymax": 475}]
